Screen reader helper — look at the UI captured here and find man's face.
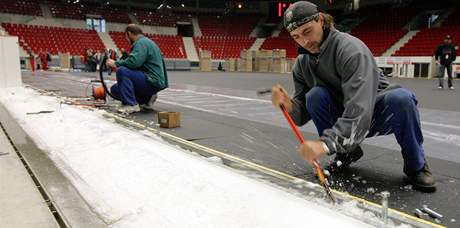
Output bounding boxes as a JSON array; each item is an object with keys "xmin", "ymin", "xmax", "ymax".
[
  {"xmin": 445, "ymin": 38, "xmax": 452, "ymax": 44},
  {"xmin": 289, "ymin": 15, "xmax": 324, "ymax": 54},
  {"xmin": 126, "ymin": 32, "xmax": 134, "ymax": 44}
]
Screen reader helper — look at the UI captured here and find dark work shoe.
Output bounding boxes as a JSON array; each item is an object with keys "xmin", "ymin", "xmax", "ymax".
[
  {"xmin": 326, "ymin": 146, "xmax": 364, "ymax": 174},
  {"xmin": 407, "ymin": 164, "xmax": 436, "ymax": 193}
]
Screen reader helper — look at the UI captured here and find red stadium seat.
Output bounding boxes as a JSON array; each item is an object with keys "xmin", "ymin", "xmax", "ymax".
[
  {"xmin": 394, "ymin": 26, "xmax": 460, "ymax": 56},
  {"xmin": 109, "ymin": 31, "xmax": 187, "ymax": 59},
  {"xmin": 0, "ymin": 0, "xmax": 42, "ymax": 16},
  {"xmin": 2, "ymin": 23, "xmax": 105, "ymax": 55}
]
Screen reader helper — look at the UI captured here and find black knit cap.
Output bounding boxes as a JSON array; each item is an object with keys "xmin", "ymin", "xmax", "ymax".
[{"xmin": 283, "ymin": 1, "xmax": 320, "ymax": 32}]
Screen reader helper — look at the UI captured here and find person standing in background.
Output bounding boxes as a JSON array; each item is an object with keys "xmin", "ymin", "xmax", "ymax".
[
  {"xmin": 28, "ymin": 49, "xmax": 35, "ymax": 73},
  {"xmin": 435, "ymin": 35, "xmax": 456, "ymax": 90},
  {"xmin": 38, "ymin": 49, "xmax": 49, "ymax": 71}
]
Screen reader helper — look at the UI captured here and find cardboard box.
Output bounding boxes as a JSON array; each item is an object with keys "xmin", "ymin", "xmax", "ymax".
[
  {"xmin": 256, "ymin": 58, "xmax": 271, "ymax": 72},
  {"xmin": 200, "ymin": 58, "xmax": 211, "ymax": 71},
  {"xmin": 272, "ymin": 49, "xmax": 286, "ymax": 58},
  {"xmin": 237, "ymin": 58, "xmax": 253, "ymax": 72},
  {"xmin": 240, "ymin": 49, "xmax": 253, "ymax": 60},
  {"xmin": 271, "ymin": 58, "xmax": 287, "ymax": 73},
  {"xmin": 238, "ymin": 50, "xmax": 253, "ymax": 72},
  {"xmin": 59, "ymin": 53, "xmax": 70, "ymax": 69},
  {"xmin": 199, "ymin": 50, "xmax": 211, "ymax": 59},
  {"xmin": 254, "ymin": 50, "xmax": 272, "ymax": 72},
  {"xmin": 158, "ymin": 112, "xmax": 181, "ymax": 128},
  {"xmin": 226, "ymin": 58, "xmax": 236, "ymax": 72}
]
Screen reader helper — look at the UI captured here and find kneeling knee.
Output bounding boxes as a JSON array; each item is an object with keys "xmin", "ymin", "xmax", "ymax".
[
  {"xmin": 116, "ymin": 66, "xmax": 128, "ymax": 79},
  {"xmin": 387, "ymin": 89, "xmax": 416, "ymax": 108},
  {"xmin": 305, "ymin": 87, "xmax": 331, "ymax": 109}
]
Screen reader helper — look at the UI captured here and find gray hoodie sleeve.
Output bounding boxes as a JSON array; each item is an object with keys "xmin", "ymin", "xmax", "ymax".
[
  {"xmin": 289, "ymin": 58, "xmax": 312, "ymax": 126},
  {"xmin": 320, "ymin": 45, "xmax": 379, "ymax": 155}
]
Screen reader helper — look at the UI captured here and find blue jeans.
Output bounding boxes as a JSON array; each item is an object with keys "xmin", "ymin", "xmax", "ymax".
[
  {"xmin": 438, "ymin": 64, "xmax": 453, "ymax": 88},
  {"xmin": 110, "ymin": 66, "xmax": 161, "ymax": 106},
  {"xmin": 306, "ymin": 87, "xmax": 425, "ymax": 174}
]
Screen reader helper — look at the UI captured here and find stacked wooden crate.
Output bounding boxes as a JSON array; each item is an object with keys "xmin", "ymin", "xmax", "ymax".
[{"xmin": 200, "ymin": 50, "xmax": 212, "ymax": 72}]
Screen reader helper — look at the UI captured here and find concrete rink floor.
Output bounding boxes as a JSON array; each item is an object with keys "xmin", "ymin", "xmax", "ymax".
[{"xmin": 20, "ymin": 70, "xmax": 460, "ymax": 227}]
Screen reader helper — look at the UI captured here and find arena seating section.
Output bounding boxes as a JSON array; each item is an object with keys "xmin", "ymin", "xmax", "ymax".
[
  {"xmin": 394, "ymin": 26, "xmax": 460, "ymax": 56},
  {"xmin": 48, "ymin": 1, "xmax": 131, "ymax": 23},
  {"xmin": 133, "ymin": 10, "xmax": 191, "ymax": 27},
  {"xmin": 441, "ymin": 8, "xmax": 460, "ymax": 27},
  {"xmin": 0, "ymin": 0, "xmax": 42, "ymax": 16},
  {"xmin": 2, "ymin": 0, "xmax": 458, "ymax": 60},
  {"xmin": 393, "ymin": 7, "xmax": 460, "ymax": 56},
  {"xmin": 2, "ymin": 23, "xmax": 105, "ymax": 55},
  {"xmin": 351, "ymin": 6, "xmax": 417, "ymax": 56},
  {"xmin": 198, "ymin": 15, "xmax": 258, "ymax": 36},
  {"xmin": 193, "ymin": 36, "xmax": 255, "ymax": 59},
  {"xmin": 109, "ymin": 31, "xmax": 186, "ymax": 59},
  {"xmin": 193, "ymin": 15, "xmax": 258, "ymax": 59}
]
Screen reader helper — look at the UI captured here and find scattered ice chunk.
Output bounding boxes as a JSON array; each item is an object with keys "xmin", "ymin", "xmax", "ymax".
[
  {"xmin": 309, "ymin": 191, "xmax": 316, "ymax": 196},
  {"xmin": 403, "ymin": 185, "xmax": 412, "ymax": 190},
  {"xmin": 451, "ymin": 219, "xmax": 456, "ymax": 222},
  {"xmin": 336, "ymin": 160, "xmax": 343, "ymax": 167},
  {"xmin": 395, "ymin": 224, "xmax": 412, "ymax": 228},
  {"xmin": 292, "ymin": 178, "xmax": 304, "ymax": 184},
  {"xmin": 292, "ymin": 178, "xmax": 306, "ymax": 184},
  {"xmin": 139, "ymin": 129, "xmax": 155, "ymax": 137},
  {"xmin": 190, "ymin": 151, "xmax": 200, "ymax": 156},
  {"xmin": 206, "ymin": 156, "xmax": 222, "ymax": 163},
  {"xmin": 366, "ymin": 187, "xmax": 376, "ymax": 194},
  {"xmin": 323, "ymin": 170, "xmax": 330, "ymax": 177},
  {"xmin": 361, "ymin": 180, "xmax": 367, "ymax": 184}
]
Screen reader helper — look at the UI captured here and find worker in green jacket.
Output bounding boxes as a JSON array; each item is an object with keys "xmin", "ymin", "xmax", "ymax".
[{"xmin": 106, "ymin": 24, "xmax": 168, "ymax": 114}]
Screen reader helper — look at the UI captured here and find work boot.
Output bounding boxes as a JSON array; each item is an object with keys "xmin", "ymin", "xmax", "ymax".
[
  {"xmin": 326, "ymin": 146, "xmax": 364, "ymax": 174},
  {"xmin": 406, "ymin": 164, "xmax": 436, "ymax": 193},
  {"xmin": 117, "ymin": 104, "xmax": 141, "ymax": 114},
  {"xmin": 141, "ymin": 94, "xmax": 157, "ymax": 111}
]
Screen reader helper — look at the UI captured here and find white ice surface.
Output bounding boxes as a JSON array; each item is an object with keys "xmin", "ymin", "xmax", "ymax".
[{"xmin": 0, "ymin": 88, "xmax": 377, "ymax": 227}]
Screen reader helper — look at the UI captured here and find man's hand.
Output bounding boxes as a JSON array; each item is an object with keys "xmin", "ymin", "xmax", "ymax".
[
  {"xmin": 297, "ymin": 140, "xmax": 327, "ymax": 165},
  {"xmin": 106, "ymin": 59, "xmax": 116, "ymax": 68},
  {"xmin": 271, "ymin": 84, "xmax": 293, "ymax": 112}
]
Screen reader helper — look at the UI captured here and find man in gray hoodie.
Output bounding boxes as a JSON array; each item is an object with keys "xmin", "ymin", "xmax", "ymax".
[{"xmin": 271, "ymin": 1, "xmax": 436, "ymax": 192}]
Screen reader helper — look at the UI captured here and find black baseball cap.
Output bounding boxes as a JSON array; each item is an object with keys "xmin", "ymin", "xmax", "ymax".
[{"xmin": 283, "ymin": 1, "xmax": 320, "ymax": 33}]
